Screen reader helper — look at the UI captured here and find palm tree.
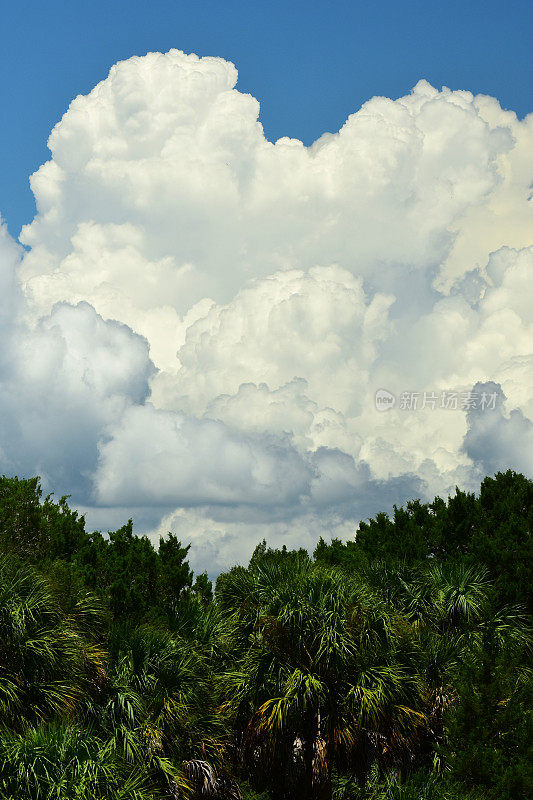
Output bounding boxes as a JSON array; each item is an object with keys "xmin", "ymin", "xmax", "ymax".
[
  {"xmin": 218, "ymin": 558, "xmax": 426, "ymax": 800},
  {"xmin": 95, "ymin": 622, "xmax": 237, "ymax": 799},
  {"xmin": 387, "ymin": 561, "xmax": 532, "ymax": 774},
  {"xmin": 0, "ymin": 722, "xmax": 156, "ymax": 800},
  {"xmin": 0, "ymin": 555, "xmax": 105, "ymax": 728}
]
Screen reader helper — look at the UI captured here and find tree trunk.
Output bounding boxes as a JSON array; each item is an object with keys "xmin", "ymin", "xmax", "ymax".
[{"xmin": 311, "ymin": 708, "xmax": 332, "ymax": 800}]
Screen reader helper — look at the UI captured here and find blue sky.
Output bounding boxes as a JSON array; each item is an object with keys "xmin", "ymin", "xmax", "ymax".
[{"xmin": 1, "ymin": 0, "xmax": 532, "ymax": 238}]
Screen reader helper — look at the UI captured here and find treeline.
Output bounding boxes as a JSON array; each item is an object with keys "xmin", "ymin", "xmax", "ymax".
[{"xmin": 0, "ymin": 471, "xmax": 530, "ymax": 799}]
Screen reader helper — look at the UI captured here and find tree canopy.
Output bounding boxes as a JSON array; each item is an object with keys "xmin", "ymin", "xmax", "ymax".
[{"xmin": 0, "ymin": 470, "xmax": 530, "ymax": 799}]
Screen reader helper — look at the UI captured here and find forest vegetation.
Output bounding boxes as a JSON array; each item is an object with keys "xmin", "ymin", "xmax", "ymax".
[{"xmin": 0, "ymin": 470, "xmax": 530, "ymax": 799}]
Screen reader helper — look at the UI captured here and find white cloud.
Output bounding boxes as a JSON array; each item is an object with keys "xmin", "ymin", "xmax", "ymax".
[
  {"xmin": 0, "ymin": 228, "xmax": 154, "ymax": 495},
  {"xmin": 0, "ymin": 50, "xmax": 531, "ymax": 570},
  {"xmin": 94, "ymin": 403, "xmax": 313, "ymax": 508},
  {"xmin": 153, "ymin": 265, "xmax": 393, "ymax": 418},
  {"xmin": 147, "ymin": 507, "xmax": 355, "ymax": 576}
]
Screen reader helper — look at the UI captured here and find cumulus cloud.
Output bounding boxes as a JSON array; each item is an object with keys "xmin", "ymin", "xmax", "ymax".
[
  {"xmin": 0, "ymin": 220, "xmax": 23, "ymax": 330},
  {"xmin": 145, "ymin": 464, "xmax": 426, "ymax": 576},
  {"xmin": 0, "ymin": 49, "xmax": 532, "ymax": 570},
  {"xmin": 463, "ymin": 381, "xmax": 533, "ymax": 476},
  {"xmin": 0, "ymin": 225, "xmax": 154, "ymax": 495},
  {"xmin": 94, "ymin": 404, "xmax": 313, "ymax": 508}
]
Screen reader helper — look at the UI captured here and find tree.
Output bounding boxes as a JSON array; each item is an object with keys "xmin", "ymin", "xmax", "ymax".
[
  {"xmin": 0, "ymin": 723, "xmax": 155, "ymax": 800},
  {"xmin": 158, "ymin": 534, "xmax": 194, "ymax": 612},
  {"xmin": 0, "ymin": 554, "xmax": 104, "ymax": 728},
  {"xmin": 218, "ymin": 558, "xmax": 426, "ymax": 800}
]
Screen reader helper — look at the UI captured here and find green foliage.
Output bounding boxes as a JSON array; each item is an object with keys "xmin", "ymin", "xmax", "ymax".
[
  {"xmin": 314, "ymin": 470, "xmax": 532, "ymax": 611},
  {"xmin": 332, "ymin": 769, "xmax": 486, "ymax": 799},
  {"xmin": 0, "ymin": 470, "xmax": 530, "ymax": 799},
  {"xmin": 0, "ymin": 723, "xmax": 156, "ymax": 800},
  {"xmin": 219, "ymin": 558, "xmax": 428, "ymax": 799},
  {"xmin": 158, "ymin": 533, "xmax": 194, "ymax": 610},
  {"xmin": 0, "ymin": 476, "xmax": 46, "ymax": 560},
  {"xmin": 0, "ymin": 555, "xmax": 104, "ymax": 727},
  {"xmin": 444, "ymin": 654, "xmax": 533, "ymax": 799},
  {"xmin": 0, "ymin": 476, "xmax": 197, "ymax": 622}
]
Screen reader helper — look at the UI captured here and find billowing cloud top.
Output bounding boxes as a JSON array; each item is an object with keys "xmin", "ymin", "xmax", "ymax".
[{"xmin": 1, "ymin": 50, "xmax": 532, "ymax": 573}]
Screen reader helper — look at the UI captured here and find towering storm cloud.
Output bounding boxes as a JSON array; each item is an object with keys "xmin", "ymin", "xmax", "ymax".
[{"xmin": 1, "ymin": 50, "xmax": 532, "ymax": 571}]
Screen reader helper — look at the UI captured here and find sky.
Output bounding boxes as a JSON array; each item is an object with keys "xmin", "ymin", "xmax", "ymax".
[
  {"xmin": 2, "ymin": 0, "xmax": 533, "ymax": 237},
  {"xmin": 0, "ymin": 2, "xmax": 532, "ymax": 574}
]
